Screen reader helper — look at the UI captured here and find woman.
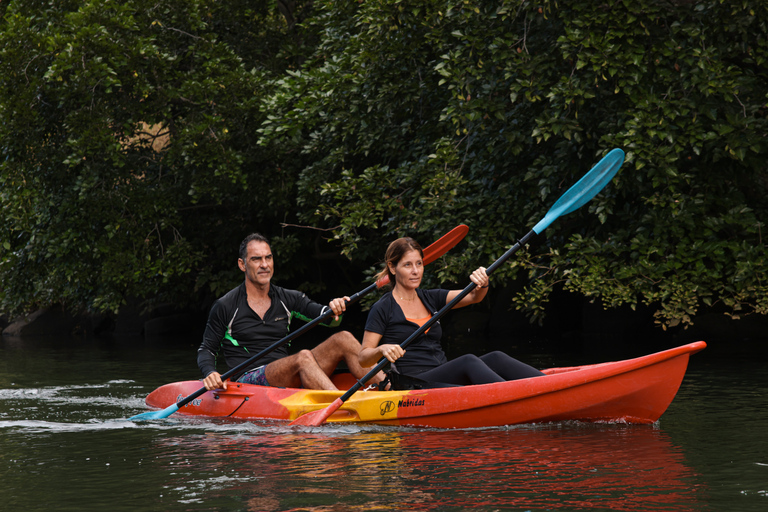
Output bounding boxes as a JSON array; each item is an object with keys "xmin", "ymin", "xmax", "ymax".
[{"xmin": 359, "ymin": 237, "xmax": 545, "ymax": 388}]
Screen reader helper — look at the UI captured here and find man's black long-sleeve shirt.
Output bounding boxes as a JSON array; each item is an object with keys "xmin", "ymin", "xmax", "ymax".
[{"xmin": 197, "ymin": 282, "xmax": 334, "ymax": 379}]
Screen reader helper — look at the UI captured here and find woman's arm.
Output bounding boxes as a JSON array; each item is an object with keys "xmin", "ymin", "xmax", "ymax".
[
  {"xmin": 448, "ymin": 266, "xmax": 490, "ymax": 308},
  {"xmin": 359, "ymin": 331, "xmax": 406, "ymax": 367}
]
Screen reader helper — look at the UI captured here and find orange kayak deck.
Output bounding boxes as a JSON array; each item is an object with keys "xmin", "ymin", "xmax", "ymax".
[{"xmin": 144, "ymin": 341, "xmax": 706, "ymax": 428}]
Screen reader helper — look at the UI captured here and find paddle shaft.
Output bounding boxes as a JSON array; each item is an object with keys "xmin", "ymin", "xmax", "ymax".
[
  {"xmin": 217, "ymin": 282, "xmax": 375, "ymax": 383},
  {"xmin": 172, "ymin": 281, "xmax": 377, "ymax": 410},
  {"xmin": 337, "ymin": 230, "xmax": 537, "ymax": 403}
]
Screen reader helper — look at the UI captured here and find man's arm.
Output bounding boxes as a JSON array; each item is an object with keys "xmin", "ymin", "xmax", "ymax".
[
  {"xmin": 197, "ymin": 300, "xmax": 227, "ymax": 384},
  {"xmin": 282, "ymin": 287, "xmax": 343, "ymax": 326}
]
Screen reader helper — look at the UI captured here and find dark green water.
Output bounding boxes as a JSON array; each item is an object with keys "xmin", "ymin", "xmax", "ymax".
[{"xmin": 1, "ymin": 335, "xmax": 766, "ymax": 511}]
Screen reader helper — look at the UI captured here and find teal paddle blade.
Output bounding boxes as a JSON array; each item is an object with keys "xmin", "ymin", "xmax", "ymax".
[
  {"xmin": 129, "ymin": 403, "xmax": 179, "ymax": 421},
  {"xmin": 533, "ymin": 148, "xmax": 624, "ymax": 234}
]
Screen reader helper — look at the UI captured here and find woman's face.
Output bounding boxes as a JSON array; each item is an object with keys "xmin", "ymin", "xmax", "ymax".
[{"xmin": 390, "ymin": 249, "xmax": 423, "ymax": 290}]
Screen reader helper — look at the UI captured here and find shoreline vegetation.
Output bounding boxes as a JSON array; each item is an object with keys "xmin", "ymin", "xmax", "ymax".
[
  {"xmin": 2, "ymin": 1, "xmax": 768, "ymax": 340},
  {"xmin": 4, "ymin": 288, "xmax": 767, "ymax": 360}
]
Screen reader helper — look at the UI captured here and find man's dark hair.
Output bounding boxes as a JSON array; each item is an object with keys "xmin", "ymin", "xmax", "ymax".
[{"xmin": 239, "ymin": 233, "xmax": 270, "ymax": 261}]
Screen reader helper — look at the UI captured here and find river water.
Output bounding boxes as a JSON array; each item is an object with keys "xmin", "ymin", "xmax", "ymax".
[{"xmin": 1, "ymin": 335, "xmax": 766, "ymax": 511}]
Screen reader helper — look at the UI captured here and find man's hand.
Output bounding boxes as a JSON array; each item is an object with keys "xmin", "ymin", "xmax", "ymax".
[
  {"xmin": 328, "ymin": 296, "xmax": 350, "ymax": 321},
  {"xmin": 203, "ymin": 371, "xmax": 227, "ymax": 391}
]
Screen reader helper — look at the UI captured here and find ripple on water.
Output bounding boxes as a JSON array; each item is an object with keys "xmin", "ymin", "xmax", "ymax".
[{"xmin": 2, "ymin": 348, "xmax": 768, "ymax": 511}]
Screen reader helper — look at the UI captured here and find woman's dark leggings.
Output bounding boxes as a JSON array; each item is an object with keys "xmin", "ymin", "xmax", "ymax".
[{"xmin": 416, "ymin": 351, "xmax": 545, "ymax": 386}]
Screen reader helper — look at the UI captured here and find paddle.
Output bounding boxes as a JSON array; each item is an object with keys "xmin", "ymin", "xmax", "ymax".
[
  {"xmin": 290, "ymin": 148, "xmax": 625, "ymax": 427},
  {"xmin": 129, "ymin": 224, "xmax": 469, "ymax": 421}
]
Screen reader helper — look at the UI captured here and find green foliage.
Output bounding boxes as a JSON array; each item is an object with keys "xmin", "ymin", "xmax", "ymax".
[
  {"xmin": 0, "ymin": 0, "xmax": 316, "ymax": 316},
  {"xmin": 513, "ymin": 0, "xmax": 768, "ymax": 328},
  {"xmin": 2, "ymin": 0, "xmax": 768, "ymax": 331},
  {"xmin": 259, "ymin": 0, "xmax": 768, "ymax": 328}
]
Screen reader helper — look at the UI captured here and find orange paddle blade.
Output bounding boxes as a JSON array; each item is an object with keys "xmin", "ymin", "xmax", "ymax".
[{"xmin": 289, "ymin": 397, "xmax": 343, "ymax": 427}]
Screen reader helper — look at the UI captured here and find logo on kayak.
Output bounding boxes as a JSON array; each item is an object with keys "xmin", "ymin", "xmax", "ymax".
[
  {"xmin": 398, "ymin": 397, "xmax": 425, "ymax": 408},
  {"xmin": 380, "ymin": 397, "xmax": 425, "ymax": 414},
  {"xmin": 380, "ymin": 401, "xmax": 395, "ymax": 415},
  {"xmin": 176, "ymin": 394, "xmax": 202, "ymax": 407}
]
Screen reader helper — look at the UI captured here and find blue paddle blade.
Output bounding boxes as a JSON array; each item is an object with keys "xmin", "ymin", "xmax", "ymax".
[
  {"xmin": 129, "ymin": 403, "xmax": 179, "ymax": 421},
  {"xmin": 533, "ymin": 148, "xmax": 624, "ymax": 234}
]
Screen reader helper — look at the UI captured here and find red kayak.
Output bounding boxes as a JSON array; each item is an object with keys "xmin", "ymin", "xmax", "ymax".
[{"xmin": 144, "ymin": 341, "xmax": 706, "ymax": 428}]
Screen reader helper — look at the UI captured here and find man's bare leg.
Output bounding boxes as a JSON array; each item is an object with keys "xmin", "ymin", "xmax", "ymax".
[
  {"xmin": 264, "ymin": 349, "xmax": 338, "ymax": 390},
  {"xmin": 310, "ymin": 331, "xmax": 385, "ymax": 386},
  {"xmin": 264, "ymin": 331, "xmax": 385, "ymax": 390}
]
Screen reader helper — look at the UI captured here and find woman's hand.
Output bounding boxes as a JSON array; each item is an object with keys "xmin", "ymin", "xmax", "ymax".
[
  {"xmin": 469, "ymin": 267, "xmax": 489, "ymax": 289},
  {"xmin": 378, "ymin": 343, "xmax": 405, "ymax": 363},
  {"xmin": 360, "ymin": 331, "xmax": 406, "ymax": 367},
  {"xmin": 449, "ymin": 266, "xmax": 490, "ymax": 308}
]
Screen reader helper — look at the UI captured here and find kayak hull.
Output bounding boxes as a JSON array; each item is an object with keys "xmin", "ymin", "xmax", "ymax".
[{"xmin": 144, "ymin": 341, "xmax": 706, "ymax": 428}]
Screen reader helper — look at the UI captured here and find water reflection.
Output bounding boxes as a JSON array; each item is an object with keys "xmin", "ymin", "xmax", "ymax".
[
  {"xmin": 153, "ymin": 424, "xmax": 703, "ymax": 511},
  {"xmin": 5, "ymin": 336, "xmax": 767, "ymax": 511}
]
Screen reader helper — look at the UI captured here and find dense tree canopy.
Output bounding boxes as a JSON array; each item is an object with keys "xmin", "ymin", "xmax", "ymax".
[
  {"xmin": 2, "ymin": 0, "xmax": 767, "ymax": 331},
  {"xmin": 260, "ymin": 0, "xmax": 768, "ymax": 328},
  {"xmin": 0, "ymin": 0, "xmax": 319, "ymax": 316}
]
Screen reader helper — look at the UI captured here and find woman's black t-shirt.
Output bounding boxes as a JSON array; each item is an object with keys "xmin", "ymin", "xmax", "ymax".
[{"xmin": 364, "ymin": 288, "xmax": 450, "ymax": 376}]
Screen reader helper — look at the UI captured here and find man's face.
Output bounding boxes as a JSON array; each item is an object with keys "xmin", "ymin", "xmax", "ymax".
[{"xmin": 239, "ymin": 240, "xmax": 273, "ymax": 286}]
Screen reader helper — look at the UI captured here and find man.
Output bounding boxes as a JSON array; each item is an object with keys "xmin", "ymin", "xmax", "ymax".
[{"xmin": 198, "ymin": 233, "xmax": 382, "ymax": 391}]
